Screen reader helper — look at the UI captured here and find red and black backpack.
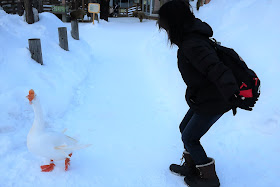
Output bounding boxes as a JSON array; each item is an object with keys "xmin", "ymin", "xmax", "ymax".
[{"xmin": 209, "ymin": 38, "xmax": 261, "ymax": 108}]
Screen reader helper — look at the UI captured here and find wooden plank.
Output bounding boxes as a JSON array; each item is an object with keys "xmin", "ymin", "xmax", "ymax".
[
  {"xmin": 28, "ymin": 39, "xmax": 43, "ymax": 65},
  {"xmin": 58, "ymin": 27, "xmax": 69, "ymax": 51},
  {"xmin": 71, "ymin": 19, "xmax": 79, "ymax": 40}
]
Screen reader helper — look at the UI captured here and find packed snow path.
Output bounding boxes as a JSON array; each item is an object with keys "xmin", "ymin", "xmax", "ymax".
[{"xmin": 56, "ymin": 18, "xmax": 190, "ymax": 186}]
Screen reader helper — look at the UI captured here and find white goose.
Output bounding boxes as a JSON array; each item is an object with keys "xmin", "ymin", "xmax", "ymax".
[{"xmin": 26, "ymin": 89, "xmax": 91, "ymax": 172}]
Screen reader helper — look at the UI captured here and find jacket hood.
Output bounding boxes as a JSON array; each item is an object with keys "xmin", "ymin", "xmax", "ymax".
[{"xmin": 184, "ymin": 18, "xmax": 213, "ymax": 38}]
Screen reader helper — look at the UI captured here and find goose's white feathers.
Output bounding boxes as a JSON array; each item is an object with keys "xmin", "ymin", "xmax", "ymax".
[{"xmin": 26, "ymin": 89, "xmax": 91, "ymax": 161}]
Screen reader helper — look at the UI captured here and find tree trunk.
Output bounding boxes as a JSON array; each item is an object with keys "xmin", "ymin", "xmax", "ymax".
[
  {"xmin": 24, "ymin": 0, "xmax": 34, "ymax": 24},
  {"xmin": 100, "ymin": 0, "xmax": 109, "ymax": 21}
]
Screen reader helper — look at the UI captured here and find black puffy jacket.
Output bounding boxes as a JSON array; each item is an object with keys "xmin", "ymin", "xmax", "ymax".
[{"xmin": 177, "ymin": 18, "xmax": 239, "ymax": 115}]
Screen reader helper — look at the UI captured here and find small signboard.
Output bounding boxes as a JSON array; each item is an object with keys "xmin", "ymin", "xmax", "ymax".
[
  {"xmin": 52, "ymin": 6, "xmax": 69, "ymax": 14},
  {"xmin": 88, "ymin": 3, "xmax": 100, "ymax": 13}
]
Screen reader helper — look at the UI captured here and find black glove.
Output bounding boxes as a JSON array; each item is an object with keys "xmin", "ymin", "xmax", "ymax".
[{"xmin": 230, "ymin": 94, "xmax": 256, "ymax": 111}]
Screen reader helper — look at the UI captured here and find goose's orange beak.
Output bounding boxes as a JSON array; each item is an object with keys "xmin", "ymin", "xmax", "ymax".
[{"xmin": 26, "ymin": 89, "xmax": 35, "ymax": 104}]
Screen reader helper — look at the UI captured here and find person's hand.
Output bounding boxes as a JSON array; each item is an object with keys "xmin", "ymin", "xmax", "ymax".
[{"xmin": 230, "ymin": 94, "xmax": 256, "ymax": 111}]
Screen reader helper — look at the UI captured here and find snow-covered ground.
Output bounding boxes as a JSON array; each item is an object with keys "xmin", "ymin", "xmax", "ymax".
[{"xmin": 0, "ymin": 0, "xmax": 279, "ymax": 186}]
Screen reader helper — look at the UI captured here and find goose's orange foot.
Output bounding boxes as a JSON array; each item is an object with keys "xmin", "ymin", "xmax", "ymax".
[
  {"xmin": 41, "ymin": 163, "xmax": 55, "ymax": 172},
  {"xmin": 65, "ymin": 153, "xmax": 72, "ymax": 171}
]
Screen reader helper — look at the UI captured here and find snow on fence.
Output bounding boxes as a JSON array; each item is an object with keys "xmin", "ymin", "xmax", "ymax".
[
  {"xmin": 119, "ymin": 4, "xmax": 141, "ymax": 17},
  {"xmin": 127, "ymin": 5, "xmax": 141, "ymax": 17},
  {"xmin": 42, "ymin": 0, "xmax": 61, "ymax": 12}
]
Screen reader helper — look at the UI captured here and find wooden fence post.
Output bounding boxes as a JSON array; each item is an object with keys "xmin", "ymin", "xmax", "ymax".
[
  {"xmin": 28, "ymin": 38, "xmax": 43, "ymax": 65},
  {"xmin": 94, "ymin": 13, "xmax": 99, "ymax": 23},
  {"xmin": 58, "ymin": 27, "xmax": 69, "ymax": 51},
  {"xmin": 71, "ymin": 19, "xmax": 79, "ymax": 40},
  {"xmin": 24, "ymin": 0, "xmax": 34, "ymax": 24}
]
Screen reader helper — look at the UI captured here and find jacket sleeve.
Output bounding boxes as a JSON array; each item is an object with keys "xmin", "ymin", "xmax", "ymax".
[{"xmin": 181, "ymin": 40, "xmax": 239, "ymax": 101}]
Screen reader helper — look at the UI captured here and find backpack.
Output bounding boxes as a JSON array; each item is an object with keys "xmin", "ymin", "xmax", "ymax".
[{"xmin": 208, "ymin": 38, "xmax": 261, "ymax": 112}]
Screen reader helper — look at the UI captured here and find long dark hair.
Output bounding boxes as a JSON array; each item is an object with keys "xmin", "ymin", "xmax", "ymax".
[{"xmin": 158, "ymin": 0, "xmax": 195, "ymax": 45}]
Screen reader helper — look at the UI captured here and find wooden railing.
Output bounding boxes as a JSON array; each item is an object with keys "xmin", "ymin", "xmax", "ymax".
[
  {"xmin": 0, "ymin": 0, "xmax": 18, "ymax": 14},
  {"xmin": 119, "ymin": 4, "xmax": 141, "ymax": 17}
]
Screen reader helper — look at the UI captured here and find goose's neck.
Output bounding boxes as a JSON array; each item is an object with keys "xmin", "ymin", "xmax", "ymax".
[{"xmin": 31, "ymin": 99, "xmax": 45, "ymax": 132}]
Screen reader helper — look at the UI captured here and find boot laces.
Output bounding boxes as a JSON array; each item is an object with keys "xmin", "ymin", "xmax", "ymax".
[{"xmin": 180, "ymin": 153, "xmax": 185, "ymax": 166}]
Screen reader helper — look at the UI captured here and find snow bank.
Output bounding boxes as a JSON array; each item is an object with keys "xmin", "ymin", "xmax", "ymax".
[{"xmin": 0, "ymin": 11, "xmax": 94, "ymax": 132}]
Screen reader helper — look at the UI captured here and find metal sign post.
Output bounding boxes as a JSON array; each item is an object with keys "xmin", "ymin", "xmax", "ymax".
[{"xmin": 88, "ymin": 3, "xmax": 100, "ymax": 24}]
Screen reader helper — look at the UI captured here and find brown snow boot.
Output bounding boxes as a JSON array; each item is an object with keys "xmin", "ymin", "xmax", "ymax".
[
  {"xmin": 170, "ymin": 151, "xmax": 199, "ymax": 177},
  {"xmin": 184, "ymin": 158, "xmax": 220, "ymax": 187}
]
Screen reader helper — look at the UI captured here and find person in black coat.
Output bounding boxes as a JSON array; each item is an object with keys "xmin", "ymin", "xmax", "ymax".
[{"xmin": 157, "ymin": 1, "xmax": 252, "ymax": 186}]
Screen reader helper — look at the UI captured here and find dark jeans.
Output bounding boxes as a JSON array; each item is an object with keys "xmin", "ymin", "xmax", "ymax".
[{"xmin": 180, "ymin": 108, "xmax": 223, "ymax": 165}]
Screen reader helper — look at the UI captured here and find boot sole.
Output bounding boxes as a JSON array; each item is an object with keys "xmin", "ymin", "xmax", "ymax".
[
  {"xmin": 170, "ymin": 170, "xmax": 186, "ymax": 177},
  {"xmin": 170, "ymin": 170, "xmax": 198, "ymax": 178},
  {"xmin": 185, "ymin": 182, "xmax": 219, "ymax": 187},
  {"xmin": 185, "ymin": 180, "xmax": 220, "ymax": 187}
]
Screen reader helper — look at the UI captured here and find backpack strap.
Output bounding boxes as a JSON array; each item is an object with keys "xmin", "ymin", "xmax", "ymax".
[
  {"xmin": 184, "ymin": 33, "xmax": 239, "ymax": 116},
  {"xmin": 208, "ymin": 38, "xmax": 239, "ymax": 116},
  {"xmin": 184, "ymin": 33, "xmax": 242, "ymax": 115},
  {"xmin": 232, "ymin": 107, "xmax": 237, "ymax": 116}
]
